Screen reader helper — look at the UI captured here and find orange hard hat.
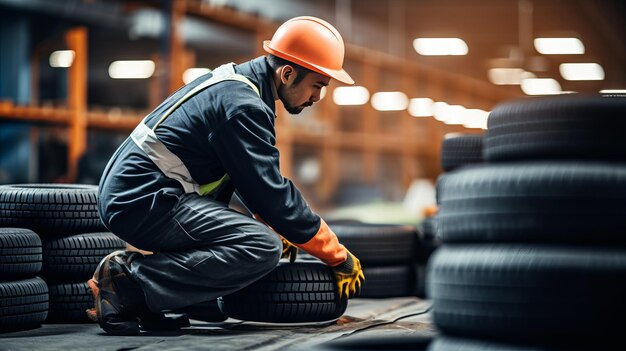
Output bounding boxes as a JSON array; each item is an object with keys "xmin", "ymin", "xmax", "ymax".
[{"xmin": 264, "ymin": 16, "xmax": 354, "ymax": 85}]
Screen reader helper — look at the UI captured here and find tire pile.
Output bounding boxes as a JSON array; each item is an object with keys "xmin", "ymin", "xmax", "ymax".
[
  {"xmin": 427, "ymin": 95, "xmax": 626, "ymax": 350},
  {"xmin": 0, "ymin": 184, "xmax": 125, "ymax": 332}
]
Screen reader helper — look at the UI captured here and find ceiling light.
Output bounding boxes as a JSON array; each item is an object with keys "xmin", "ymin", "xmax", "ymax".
[
  {"xmin": 600, "ymin": 89, "xmax": 626, "ymax": 94},
  {"xmin": 320, "ymin": 86, "xmax": 327, "ymax": 100},
  {"xmin": 413, "ymin": 38, "xmax": 468, "ymax": 56},
  {"xmin": 488, "ymin": 68, "xmax": 536, "ymax": 85},
  {"xmin": 463, "ymin": 109, "xmax": 489, "ymax": 129},
  {"xmin": 183, "ymin": 68, "xmax": 211, "ymax": 84},
  {"xmin": 442, "ymin": 105, "xmax": 466, "ymax": 125},
  {"xmin": 333, "ymin": 86, "xmax": 369, "ymax": 105},
  {"xmin": 108, "ymin": 60, "xmax": 155, "ymax": 79},
  {"xmin": 534, "ymin": 38, "xmax": 585, "ymax": 54},
  {"xmin": 521, "ymin": 78, "xmax": 562, "ymax": 95},
  {"xmin": 408, "ymin": 98, "xmax": 434, "ymax": 117},
  {"xmin": 432, "ymin": 102, "xmax": 450, "ymax": 121},
  {"xmin": 49, "ymin": 50, "xmax": 75, "ymax": 68},
  {"xmin": 559, "ymin": 63, "xmax": 605, "ymax": 81},
  {"xmin": 371, "ymin": 92, "xmax": 409, "ymax": 111}
]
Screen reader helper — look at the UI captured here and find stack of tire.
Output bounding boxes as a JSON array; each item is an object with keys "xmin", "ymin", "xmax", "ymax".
[
  {"xmin": 0, "ymin": 227, "xmax": 47, "ymax": 332},
  {"xmin": 427, "ymin": 95, "xmax": 626, "ymax": 350},
  {"xmin": 0, "ymin": 184, "xmax": 126, "ymax": 327}
]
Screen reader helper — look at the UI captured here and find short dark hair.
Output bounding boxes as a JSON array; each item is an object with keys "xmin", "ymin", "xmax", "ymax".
[{"xmin": 266, "ymin": 54, "xmax": 314, "ymax": 85}]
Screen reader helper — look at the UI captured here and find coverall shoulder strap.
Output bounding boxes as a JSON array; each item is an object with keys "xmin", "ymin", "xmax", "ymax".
[{"xmin": 130, "ymin": 63, "xmax": 260, "ymax": 195}]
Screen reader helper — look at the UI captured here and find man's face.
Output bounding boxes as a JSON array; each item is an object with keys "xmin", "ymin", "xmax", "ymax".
[{"xmin": 278, "ymin": 67, "xmax": 330, "ymax": 115}]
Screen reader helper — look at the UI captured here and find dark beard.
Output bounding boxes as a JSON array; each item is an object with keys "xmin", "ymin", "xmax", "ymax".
[{"xmin": 279, "ymin": 85, "xmax": 311, "ymax": 115}]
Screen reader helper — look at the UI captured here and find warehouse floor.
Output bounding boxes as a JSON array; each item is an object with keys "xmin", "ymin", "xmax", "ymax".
[{"xmin": 0, "ymin": 297, "xmax": 434, "ymax": 351}]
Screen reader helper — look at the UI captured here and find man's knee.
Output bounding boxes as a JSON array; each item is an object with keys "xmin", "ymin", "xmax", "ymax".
[{"xmin": 251, "ymin": 227, "xmax": 282, "ymax": 270}]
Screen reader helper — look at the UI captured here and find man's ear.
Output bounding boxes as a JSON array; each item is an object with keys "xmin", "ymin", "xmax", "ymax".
[{"xmin": 280, "ymin": 65, "xmax": 295, "ymax": 84}]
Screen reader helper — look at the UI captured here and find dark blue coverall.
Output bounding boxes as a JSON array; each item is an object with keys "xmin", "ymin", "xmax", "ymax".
[{"xmin": 98, "ymin": 56, "xmax": 322, "ymax": 312}]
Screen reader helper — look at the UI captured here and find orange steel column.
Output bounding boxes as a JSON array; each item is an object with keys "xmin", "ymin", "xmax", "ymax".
[{"xmin": 66, "ymin": 27, "xmax": 88, "ymax": 182}]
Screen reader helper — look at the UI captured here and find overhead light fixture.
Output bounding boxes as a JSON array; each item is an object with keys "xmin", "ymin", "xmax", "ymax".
[
  {"xmin": 408, "ymin": 98, "xmax": 434, "ymax": 117},
  {"xmin": 463, "ymin": 109, "xmax": 489, "ymax": 129},
  {"xmin": 413, "ymin": 38, "xmax": 468, "ymax": 56},
  {"xmin": 488, "ymin": 68, "xmax": 536, "ymax": 85},
  {"xmin": 559, "ymin": 63, "xmax": 605, "ymax": 81},
  {"xmin": 442, "ymin": 105, "xmax": 466, "ymax": 125},
  {"xmin": 108, "ymin": 60, "xmax": 155, "ymax": 79},
  {"xmin": 182, "ymin": 68, "xmax": 211, "ymax": 84},
  {"xmin": 333, "ymin": 86, "xmax": 369, "ymax": 105},
  {"xmin": 432, "ymin": 102, "xmax": 450, "ymax": 121},
  {"xmin": 371, "ymin": 92, "xmax": 409, "ymax": 111},
  {"xmin": 521, "ymin": 78, "xmax": 562, "ymax": 95},
  {"xmin": 49, "ymin": 50, "xmax": 75, "ymax": 68},
  {"xmin": 600, "ymin": 89, "xmax": 626, "ymax": 94},
  {"xmin": 534, "ymin": 38, "xmax": 585, "ymax": 54}
]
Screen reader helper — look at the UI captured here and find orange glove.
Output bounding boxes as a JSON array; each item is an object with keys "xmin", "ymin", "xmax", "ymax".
[{"xmin": 295, "ymin": 219, "xmax": 364, "ymax": 299}]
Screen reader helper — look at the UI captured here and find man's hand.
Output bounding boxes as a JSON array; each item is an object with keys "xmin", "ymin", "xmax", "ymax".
[
  {"xmin": 332, "ymin": 250, "xmax": 365, "ymax": 299},
  {"xmin": 281, "ymin": 237, "xmax": 298, "ymax": 263}
]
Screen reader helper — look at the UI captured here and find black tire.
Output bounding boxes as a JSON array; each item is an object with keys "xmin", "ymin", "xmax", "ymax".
[
  {"xmin": 485, "ymin": 95, "xmax": 626, "ymax": 162},
  {"xmin": 174, "ymin": 300, "xmax": 228, "ymax": 323},
  {"xmin": 427, "ymin": 245, "xmax": 626, "ymax": 344},
  {"xmin": 327, "ymin": 223, "xmax": 418, "ymax": 265},
  {"xmin": 41, "ymin": 232, "xmax": 127, "ymax": 281},
  {"xmin": 437, "ymin": 163, "xmax": 626, "ymax": 244},
  {"xmin": 46, "ymin": 282, "xmax": 93, "ymax": 323},
  {"xmin": 441, "ymin": 133, "xmax": 484, "ymax": 172},
  {"xmin": 0, "ymin": 228, "xmax": 42, "ymax": 279},
  {"xmin": 0, "ymin": 277, "xmax": 48, "ymax": 333},
  {"xmin": 358, "ymin": 265, "xmax": 416, "ymax": 298},
  {"xmin": 0, "ymin": 184, "xmax": 105, "ymax": 236},
  {"xmin": 219, "ymin": 262, "xmax": 347, "ymax": 323},
  {"xmin": 428, "ymin": 335, "xmax": 608, "ymax": 351}
]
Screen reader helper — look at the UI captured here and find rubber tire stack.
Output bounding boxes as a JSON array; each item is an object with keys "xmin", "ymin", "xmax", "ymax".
[
  {"xmin": 0, "ymin": 184, "xmax": 126, "ymax": 324},
  {"xmin": 427, "ymin": 95, "xmax": 626, "ymax": 350},
  {"xmin": 0, "ymin": 228, "xmax": 48, "ymax": 333},
  {"xmin": 299, "ymin": 222, "xmax": 423, "ymax": 299}
]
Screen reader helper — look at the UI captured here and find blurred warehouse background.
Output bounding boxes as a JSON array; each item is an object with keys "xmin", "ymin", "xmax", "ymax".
[{"xmin": 0, "ymin": 0, "xmax": 625, "ymax": 223}]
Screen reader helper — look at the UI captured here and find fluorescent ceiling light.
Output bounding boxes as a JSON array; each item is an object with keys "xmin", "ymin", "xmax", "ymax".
[
  {"xmin": 463, "ymin": 109, "xmax": 489, "ymax": 129},
  {"xmin": 183, "ymin": 68, "xmax": 211, "ymax": 84},
  {"xmin": 371, "ymin": 92, "xmax": 409, "ymax": 111},
  {"xmin": 413, "ymin": 38, "xmax": 468, "ymax": 56},
  {"xmin": 559, "ymin": 63, "xmax": 605, "ymax": 81},
  {"xmin": 442, "ymin": 105, "xmax": 466, "ymax": 125},
  {"xmin": 521, "ymin": 78, "xmax": 562, "ymax": 95},
  {"xmin": 108, "ymin": 60, "xmax": 155, "ymax": 79},
  {"xmin": 488, "ymin": 68, "xmax": 536, "ymax": 85},
  {"xmin": 432, "ymin": 102, "xmax": 450, "ymax": 121},
  {"xmin": 600, "ymin": 89, "xmax": 626, "ymax": 94},
  {"xmin": 333, "ymin": 86, "xmax": 369, "ymax": 105},
  {"xmin": 49, "ymin": 50, "xmax": 75, "ymax": 68},
  {"xmin": 534, "ymin": 38, "xmax": 585, "ymax": 54},
  {"xmin": 408, "ymin": 98, "xmax": 434, "ymax": 117}
]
